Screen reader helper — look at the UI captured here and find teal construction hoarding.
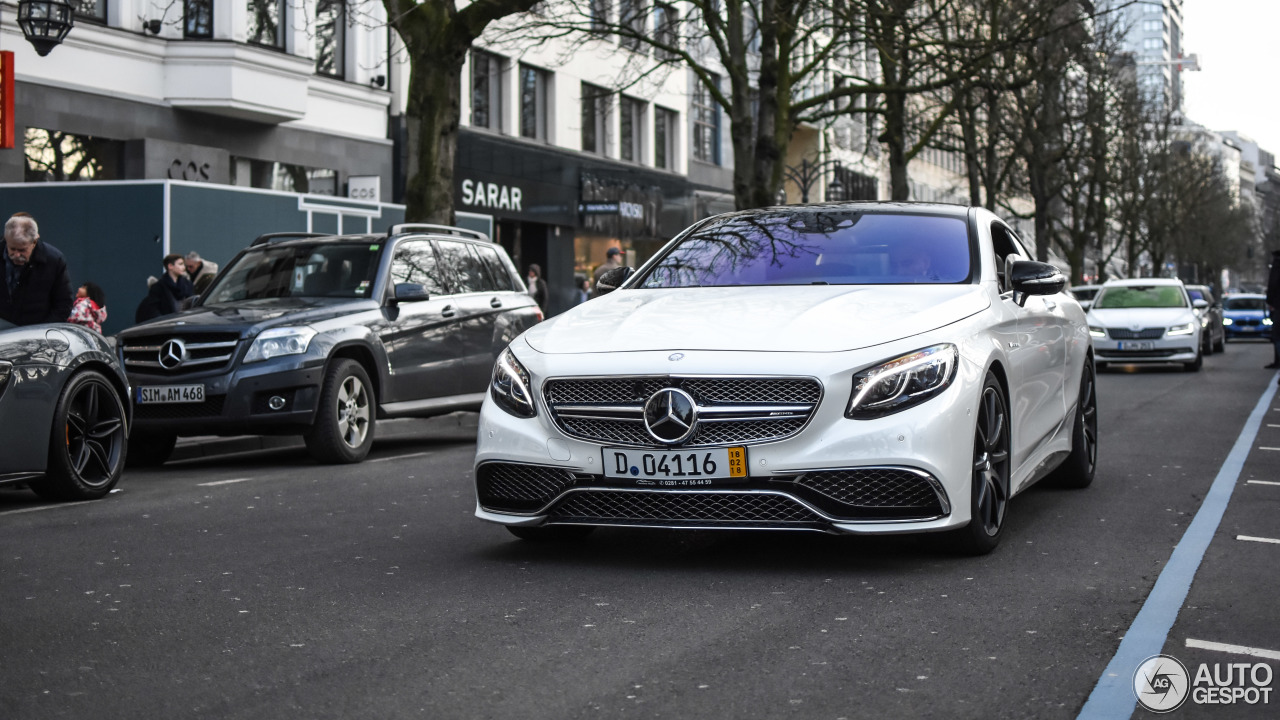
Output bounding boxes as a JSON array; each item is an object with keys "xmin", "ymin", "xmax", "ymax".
[{"xmin": 0, "ymin": 181, "xmax": 404, "ymax": 334}]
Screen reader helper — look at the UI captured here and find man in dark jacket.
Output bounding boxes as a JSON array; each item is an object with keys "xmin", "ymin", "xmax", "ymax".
[
  {"xmin": 1266, "ymin": 249, "xmax": 1280, "ymax": 370},
  {"xmin": 1, "ymin": 214, "xmax": 74, "ymax": 326}
]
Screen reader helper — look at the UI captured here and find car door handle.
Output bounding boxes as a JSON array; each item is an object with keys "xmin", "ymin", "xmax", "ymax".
[
  {"xmin": 441, "ymin": 305, "xmax": 456, "ymax": 318},
  {"xmin": 490, "ymin": 297, "xmax": 503, "ymax": 309}
]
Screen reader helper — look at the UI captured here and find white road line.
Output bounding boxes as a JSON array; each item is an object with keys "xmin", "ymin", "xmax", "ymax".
[
  {"xmin": 1236, "ymin": 535, "xmax": 1280, "ymax": 545},
  {"xmin": 1267, "ymin": 424, "xmax": 1280, "ymax": 428},
  {"xmin": 1260, "ymin": 447, "xmax": 1280, "ymax": 452},
  {"xmin": 367, "ymin": 451, "xmax": 434, "ymax": 464},
  {"xmin": 1186, "ymin": 638, "xmax": 1280, "ymax": 661},
  {"xmin": 197, "ymin": 478, "xmax": 254, "ymax": 487},
  {"xmin": 1247, "ymin": 480, "xmax": 1280, "ymax": 486},
  {"xmin": 0, "ymin": 503, "xmax": 81, "ymax": 516}
]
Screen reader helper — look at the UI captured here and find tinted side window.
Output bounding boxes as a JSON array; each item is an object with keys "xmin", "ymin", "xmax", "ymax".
[
  {"xmin": 436, "ymin": 240, "xmax": 489, "ymax": 293},
  {"xmin": 389, "ymin": 240, "xmax": 449, "ymax": 295},
  {"xmin": 473, "ymin": 243, "xmax": 516, "ymax": 291}
]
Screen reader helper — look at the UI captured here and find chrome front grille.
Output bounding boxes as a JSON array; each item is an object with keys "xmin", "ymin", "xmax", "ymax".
[
  {"xmin": 477, "ymin": 463, "xmax": 578, "ymax": 512},
  {"xmin": 789, "ymin": 468, "xmax": 945, "ymax": 517},
  {"xmin": 1107, "ymin": 328, "xmax": 1165, "ymax": 340},
  {"xmin": 122, "ymin": 333, "xmax": 241, "ymax": 375},
  {"xmin": 547, "ymin": 490, "xmax": 824, "ymax": 526},
  {"xmin": 543, "ymin": 376, "xmax": 822, "ymax": 448}
]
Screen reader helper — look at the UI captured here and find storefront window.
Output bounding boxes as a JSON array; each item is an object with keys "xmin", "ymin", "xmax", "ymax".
[
  {"xmin": 315, "ymin": 0, "xmax": 346, "ymax": 78},
  {"xmin": 74, "ymin": 0, "xmax": 106, "ymax": 23},
  {"xmin": 24, "ymin": 128, "xmax": 123, "ymax": 182},
  {"xmin": 231, "ymin": 158, "xmax": 338, "ymax": 194}
]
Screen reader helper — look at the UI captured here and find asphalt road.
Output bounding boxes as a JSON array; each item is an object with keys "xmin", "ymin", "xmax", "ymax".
[{"xmin": 2, "ymin": 342, "xmax": 1278, "ymax": 719}]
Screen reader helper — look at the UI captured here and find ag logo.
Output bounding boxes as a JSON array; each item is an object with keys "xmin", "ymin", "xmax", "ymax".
[{"xmin": 1134, "ymin": 654, "xmax": 1190, "ymax": 713}]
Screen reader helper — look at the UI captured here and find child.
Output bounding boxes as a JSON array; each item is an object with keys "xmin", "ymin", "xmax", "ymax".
[{"xmin": 68, "ymin": 282, "xmax": 108, "ymax": 333}]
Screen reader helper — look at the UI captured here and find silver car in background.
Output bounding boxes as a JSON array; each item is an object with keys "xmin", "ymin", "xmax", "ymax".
[{"xmin": 1088, "ymin": 278, "xmax": 1203, "ymax": 372}]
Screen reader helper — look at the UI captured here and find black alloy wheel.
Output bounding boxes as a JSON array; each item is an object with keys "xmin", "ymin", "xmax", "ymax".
[
  {"xmin": 1048, "ymin": 358, "xmax": 1098, "ymax": 488},
  {"xmin": 950, "ymin": 373, "xmax": 1011, "ymax": 555},
  {"xmin": 32, "ymin": 370, "xmax": 128, "ymax": 501}
]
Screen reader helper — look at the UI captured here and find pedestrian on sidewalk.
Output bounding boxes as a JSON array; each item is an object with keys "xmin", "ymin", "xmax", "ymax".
[
  {"xmin": 135, "ymin": 254, "xmax": 195, "ymax": 323},
  {"xmin": 0, "ymin": 213, "xmax": 74, "ymax": 326},
  {"xmin": 526, "ymin": 263, "xmax": 548, "ymax": 312},
  {"xmin": 67, "ymin": 281, "xmax": 108, "ymax": 333},
  {"xmin": 1266, "ymin": 248, "xmax": 1280, "ymax": 371},
  {"xmin": 184, "ymin": 251, "xmax": 219, "ymax": 295}
]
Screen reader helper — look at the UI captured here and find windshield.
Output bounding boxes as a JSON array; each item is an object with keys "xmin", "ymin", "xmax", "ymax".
[
  {"xmin": 636, "ymin": 211, "xmax": 972, "ymax": 288},
  {"xmin": 1094, "ymin": 285, "xmax": 1187, "ymax": 309},
  {"xmin": 1224, "ymin": 297, "xmax": 1267, "ymax": 311},
  {"xmin": 205, "ymin": 242, "xmax": 383, "ymax": 303}
]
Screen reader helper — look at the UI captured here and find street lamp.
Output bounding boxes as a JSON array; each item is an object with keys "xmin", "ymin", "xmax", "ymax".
[
  {"xmin": 781, "ymin": 157, "xmax": 844, "ymax": 204},
  {"xmin": 17, "ymin": 0, "xmax": 75, "ymax": 57}
]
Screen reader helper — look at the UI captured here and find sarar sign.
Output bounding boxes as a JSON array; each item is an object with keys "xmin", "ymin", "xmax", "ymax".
[{"xmin": 461, "ymin": 179, "xmax": 523, "ymax": 212}]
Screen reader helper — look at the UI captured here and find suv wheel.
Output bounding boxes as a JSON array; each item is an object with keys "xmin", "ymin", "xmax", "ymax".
[
  {"xmin": 31, "ymin": 370, "xmax": 128, "ymax": 501},
  {"xmin": 304, "ymin": 359, "xmax": 376, "ymax": 464},
  {"xmin": 127, "ymin": 433, "xmax": 177, "ymax": 467}
]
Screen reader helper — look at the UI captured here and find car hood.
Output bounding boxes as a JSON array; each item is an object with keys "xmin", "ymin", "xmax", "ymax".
[
  {"xmin": 118, "ymin": 298, "xmax": 377, "ymax": 338},
  {"xmin": 1088, "ymin": 307, "xmax": 1196, "ymax": 327},
  {"xmin": 523, "ymin": 285, "xmax": 989, "ymax": 354}
]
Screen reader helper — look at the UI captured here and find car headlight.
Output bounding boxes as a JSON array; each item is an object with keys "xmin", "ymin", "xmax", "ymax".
[
  {"xmin": 243, "ymin": 326, "xmax": 317, "ymax": 363},
  {"xmin": 491, "ymin": 348, "xmax": 536, "ymax": 418},
  {"xmin": 1265, "ymin": 318, "xmax": 1274, "ymax": 326},
  {"xmin": 1088, "ymin": 326, "xmax": 1107, "ymax": 338},
  {"xmin": 1222, "ymin": 318, "xmax": 1233, "ymax": 326},
  {"xmin": 1167, "ymin": 322, "xmax": 1195, "ymax": 336},
  {"xmin": 847, "ymin": 344, "xmax": 958, "ymax": 419}
]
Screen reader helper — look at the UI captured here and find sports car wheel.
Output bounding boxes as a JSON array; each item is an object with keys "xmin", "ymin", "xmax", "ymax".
[
  {"xmin": 950, "ymin": 372, "xmax": 1010, "ymax": 556},
  {"xmin": 1048, "ymin": 358, "xmax": 1097, "ymax": 489},
  {"xmin": 304, "ymin": 359, "xmax": 376, "ymax": 464},
  {"xmin": 32, "ymin": 370, "xmax": 128, "ymax": 501},
  {"xmin": 506, "ymin": 525, "xmax": 597, "ymax": 541}
]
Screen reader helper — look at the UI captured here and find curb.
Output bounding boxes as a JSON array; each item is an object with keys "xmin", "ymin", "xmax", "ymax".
[{"xmin": 168, "ymin": 412, "xmax": 480, "ymax": 463}]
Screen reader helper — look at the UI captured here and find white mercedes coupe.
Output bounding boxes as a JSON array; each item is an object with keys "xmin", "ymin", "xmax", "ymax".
[{"xmin": 475, "ymin": 203, "xmax": 1097, "ymax": 554}]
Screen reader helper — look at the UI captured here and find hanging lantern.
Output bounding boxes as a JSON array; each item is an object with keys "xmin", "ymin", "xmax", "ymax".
[{"xmin": 17, "ymin": 0, "xmax": 76, "ymax": 57}]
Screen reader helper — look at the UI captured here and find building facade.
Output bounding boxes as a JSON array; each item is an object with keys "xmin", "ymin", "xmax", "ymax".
[{"xmin": 1101, "ymin": 0, "xmax": 1186, "ymax": 109}]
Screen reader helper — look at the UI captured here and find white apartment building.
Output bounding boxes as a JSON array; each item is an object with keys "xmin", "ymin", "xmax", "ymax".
[
  {"xmin": 1100, "ymin": 0, "xmax": 1186, "ymax": 109},
  {"xmin": 1, "ymin": 0, "xmax": 395, "ymax": 197}
]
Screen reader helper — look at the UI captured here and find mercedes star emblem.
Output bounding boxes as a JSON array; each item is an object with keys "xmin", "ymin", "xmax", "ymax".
[
  {"xmin": 643, "ymin": 388, "xmax": 698, "ymax": 444},
  {"xmin": 158, "ymin": 339, "xmax": 187, "ymax": 370}
]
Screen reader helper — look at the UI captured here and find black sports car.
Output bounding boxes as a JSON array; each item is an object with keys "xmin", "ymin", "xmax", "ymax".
[{"xmin": 0, "ymin": 320, "xmax": 131, "ymax": 500}]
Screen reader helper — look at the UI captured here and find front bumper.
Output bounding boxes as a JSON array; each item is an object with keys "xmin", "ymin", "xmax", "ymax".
[
  {"xmin": 1093, "ymin": 336, "xmax": 1198, "ymax": 364},
  {"xmin": 1222, "ymin": 318, "xmax": 1271, "ymax": 339},
  {"xmin": 473, "ymin": 345, "xmax": 985, "ymax": 536},
  {"xmin": 128, "ymin": 357, "xmax": 325, "ymax": 436}
]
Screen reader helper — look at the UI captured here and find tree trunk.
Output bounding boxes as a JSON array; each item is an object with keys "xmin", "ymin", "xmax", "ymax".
[
  {"xmin": 883, "ymin": 92, "xmax": 910, "ymax": 201},
  {"xmin": 404, "ymin": 48, "xmax": 465, "ymax": 224}
]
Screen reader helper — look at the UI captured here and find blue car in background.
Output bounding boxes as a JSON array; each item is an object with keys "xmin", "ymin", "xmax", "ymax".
[{"xmin": 1221, "ymin": 294, "xmax": 1272, "ymax": 341}]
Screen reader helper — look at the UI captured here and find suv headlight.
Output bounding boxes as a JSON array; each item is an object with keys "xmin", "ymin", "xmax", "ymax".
[
  {"xmin": 243, "ymin": 326, "xmax": 317, "ymax": 363},
  {"xmin": 847, "ymin": 344, "xmax": 958, "ymax": 419},
  {"xmin": 491, "ymin": 348, "xmax": 536, "ymax": 418},
  {"xmin": 1167, "ymin": 322, "xmax": 1195, "ymax": 336}
]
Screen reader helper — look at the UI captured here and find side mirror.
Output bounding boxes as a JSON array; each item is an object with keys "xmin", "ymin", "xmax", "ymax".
[
  {"xmin": 594, "ymin": 266, "xmax": 635, "ymax": 297},
  {"xmin": 1192, "ymin": 299, "xmax": 1209, "ymax": 310},
  {"xmin": 1009, "ymin": 260, "xmax": 1066, "ymax": 307},
  {"xmin": 393, "ymin": 283, "xmax": 430, "ymax": 303}
]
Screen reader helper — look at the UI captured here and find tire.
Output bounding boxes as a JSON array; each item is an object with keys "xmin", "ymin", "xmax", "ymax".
[
  {"xmin": 1047, "ymin": 358, "xmax": 1097, "ymax": 489},
  {"xmin": 506, "ymin": 525, "xmax": 596, "ymax": 541},
  {"xmin": 948, "ymin": 372, "xmax": 1011, "ymax": 556},
  {"xmin": 304, "ymin": 359, "xmax": 376, "ymax": 464},
  {"xmin": 1214, "ymin": 333, "xmax": 1225, "ymax": 353},
  {"xmin": 126, "ymin": 433, "xmax": 177, "ymax": 467},
  {"xmin": 1184, "ymin": 350, "xmax": 1203, "ymax": 372},
  {"xmin": 30, "ymin": 370, "xmax": 128, "ymax": 501},
  {"xmin": 1201, "ymin": 332, "xmax": 1213, "ymax": 356}
]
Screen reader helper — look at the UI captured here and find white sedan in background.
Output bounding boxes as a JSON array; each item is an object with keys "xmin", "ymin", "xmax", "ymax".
[
  {"xmin": 475, "ymin": 203, "xmax": 1097, "ymax": 555},
  {"xmin": 1087, "ymin": 278, "xmax": 1203, "ymax": 372}
]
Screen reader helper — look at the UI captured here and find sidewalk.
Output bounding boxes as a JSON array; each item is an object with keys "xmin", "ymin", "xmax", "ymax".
[{"xmin": 169, "ymin": 412, "xmax": 481, "ymax": 462}]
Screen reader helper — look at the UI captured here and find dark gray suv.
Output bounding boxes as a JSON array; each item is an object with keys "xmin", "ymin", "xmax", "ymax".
[{"xmin": 117, "ymin": 224, "xmax": 539, "ymax": 465}]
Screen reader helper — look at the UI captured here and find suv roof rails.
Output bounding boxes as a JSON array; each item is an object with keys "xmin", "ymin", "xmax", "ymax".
[
  {"xmin": 251, "ymin": 232, "xmax": 329, "ymax": 246},
  {"xmin": 387, "ymin": 224, "xmax": 490, "ymax": 242}
]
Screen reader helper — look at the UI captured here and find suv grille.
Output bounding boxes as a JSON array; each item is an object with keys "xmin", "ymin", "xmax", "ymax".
[
  {"xmin": 122, "ymin": 332, "xmax": 241, "ymax": 376},
  {"xmin": 1107, "ymin": 328, "xmax": 1165, "ymax": 340},
  {"xmin": 546, "ymin": 490, "xmax": 824, "ymax": 527},
  {"xmin": 543, "ymin": 376, "xmax": 821, "ymax": 448}
]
